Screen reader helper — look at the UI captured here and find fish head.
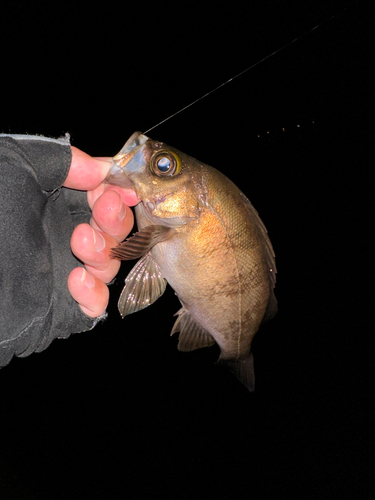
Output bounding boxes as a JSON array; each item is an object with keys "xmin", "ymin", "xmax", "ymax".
[{"xmin": 106, "ymin": 132, "xmax": 204, "ymax": 225}]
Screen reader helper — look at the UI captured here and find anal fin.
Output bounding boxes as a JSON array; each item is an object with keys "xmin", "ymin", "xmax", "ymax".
[{"xmin": 171, "ymin": 307, "xmax": 216, "ymax": 352}]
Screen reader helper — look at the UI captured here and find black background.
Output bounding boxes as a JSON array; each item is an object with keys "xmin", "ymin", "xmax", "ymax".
[{"xmin": 1, "ymin": 1, "xmax": 374, "ymax": 498}]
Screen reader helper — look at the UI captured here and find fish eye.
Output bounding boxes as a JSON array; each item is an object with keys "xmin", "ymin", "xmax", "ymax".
[
  {"xmin": 151, "ymin": 151, "xmax": 181, "ymax": 177},
  {"xmin": 157, "ymin": 157, "xmax": 171, "ymax": 172}
]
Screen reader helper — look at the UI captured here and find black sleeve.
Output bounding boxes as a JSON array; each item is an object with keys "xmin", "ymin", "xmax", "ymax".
[{"xmin": 0, "ymin": 134, "xmax": 105, "ymax": 368}]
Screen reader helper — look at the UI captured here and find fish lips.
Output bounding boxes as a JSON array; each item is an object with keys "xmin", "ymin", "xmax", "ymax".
[{"xmin": 105, "ymin": 131, "xmax": 149, "ymax": 189}]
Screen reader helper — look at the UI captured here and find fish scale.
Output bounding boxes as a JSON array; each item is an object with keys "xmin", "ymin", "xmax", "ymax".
[{"xmin": 107, "ymin": 132, "xmax": 277, "ymax": 391}]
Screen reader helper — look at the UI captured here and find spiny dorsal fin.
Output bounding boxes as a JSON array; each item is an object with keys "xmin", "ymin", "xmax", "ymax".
[
  {"xmin": 110, "ymin": 225, "xmax": 175, "ymax": 261},
  {"xmin": 171, "ymin": 307, "xmax": 216, "ymax": 351},
  {"xmin": 239, "ymin": 192, "xmax": 277, "ymax": 290}
]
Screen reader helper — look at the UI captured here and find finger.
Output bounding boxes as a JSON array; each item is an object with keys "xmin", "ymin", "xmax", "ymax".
[
  {"xmin": 64, "ymin": 147, "xmax": 112, "ymax": 190},
  {"xmin": 70, "ymin": 223, "xmax": 121, "ymax": 283},
  {"xmin": 64, "ymin": 146, "xmax": 141, "ymax": 207},
  {"xmin": 87, "ymin": 184, "xmax": 140, "ymax": 210},
  {"xmin": 68, "ymin": 267, "xmax": 109, "ymax": 317},
  {"xmin": 90, "ymin": 190, "xmax": 134, "ymax": 243}
]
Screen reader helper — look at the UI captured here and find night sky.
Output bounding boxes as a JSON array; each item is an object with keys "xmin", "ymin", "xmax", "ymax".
[{"xmin": 1, "ymin": 1, "xmax": 374, "ymax": 499}]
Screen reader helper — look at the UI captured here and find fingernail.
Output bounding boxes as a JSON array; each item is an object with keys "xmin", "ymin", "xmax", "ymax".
[
  {"xmin": 117, "ymin": 200, "xmax": 127, "ymax": 221},
  {"xmin": 92, "ymin": 228, "xmax": 105, "ymax": 252},
  {"xmin": 80, "ymin": 268, "xmax": 95, "ymax": 289}
]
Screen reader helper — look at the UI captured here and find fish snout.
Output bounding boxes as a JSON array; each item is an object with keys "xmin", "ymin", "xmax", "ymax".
[{"xmin": 105, "ymin": 132, "xmax": 149, "ymax": 189}]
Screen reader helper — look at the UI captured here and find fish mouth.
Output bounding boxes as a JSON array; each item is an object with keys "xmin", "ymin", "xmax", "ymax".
[{"xmin": 105, "ymin": 131, "xmax": 149, "ymax": 189}]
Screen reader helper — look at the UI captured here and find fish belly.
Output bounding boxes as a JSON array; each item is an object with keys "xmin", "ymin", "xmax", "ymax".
[{"xmin": 150, "ymin": 210, "xmax": 270, "ymax": 361}]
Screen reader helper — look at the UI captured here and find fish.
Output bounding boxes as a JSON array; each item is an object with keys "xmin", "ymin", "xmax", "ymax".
[{"xmin": 106, "ymin": 131, "xmax": 277, "ymax": 391}]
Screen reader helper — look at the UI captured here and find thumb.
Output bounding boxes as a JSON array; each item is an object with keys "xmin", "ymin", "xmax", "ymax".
[{"xmin": 63, "ymin": 146, "xmax": 112, "ymax": 190}]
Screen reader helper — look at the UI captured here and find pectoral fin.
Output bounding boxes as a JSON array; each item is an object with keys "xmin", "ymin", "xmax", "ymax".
[
  {"xmin": 118, "ymin": 253, "xmax": 167, "ymax": 317},
  {"xmin": 110, "ymin": 225, "xmax": 175, "ymax": 261},
  {"xmin": 171, "ymin": 307, "xmax": 216, "ymax": 351}
]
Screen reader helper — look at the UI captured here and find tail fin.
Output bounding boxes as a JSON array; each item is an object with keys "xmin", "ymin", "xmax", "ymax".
[{"xmin": 218, "ymin": 353, "xmax": 255, "ymax": 392}]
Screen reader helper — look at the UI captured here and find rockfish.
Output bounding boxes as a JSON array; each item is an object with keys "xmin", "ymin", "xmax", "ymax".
[{"xmin": 106, "ymin": 132, "xmax": 277, "ymax": 391}]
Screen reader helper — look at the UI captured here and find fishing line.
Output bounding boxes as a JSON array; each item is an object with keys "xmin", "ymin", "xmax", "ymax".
[
  {"xmin": 142, "ymin": 25, "xmax": 321, "ymax": 135},
  {"xmin": 143, "ymin": 5, "xmax": 353, "ymax": 135}
]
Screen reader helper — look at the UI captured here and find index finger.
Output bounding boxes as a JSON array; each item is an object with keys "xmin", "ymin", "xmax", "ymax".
[
  {"xmin": 90, "ymin": 190, "xmax": 135, "ymax": 243},
  {"xmin": 87, "ymin": 183, "xmax": 140, "ymax": 210}
]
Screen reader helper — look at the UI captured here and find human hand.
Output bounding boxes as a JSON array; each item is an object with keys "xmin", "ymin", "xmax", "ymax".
[{"xmin": 64, "ymin": 146, "xmax": 140, "ymax": 317}]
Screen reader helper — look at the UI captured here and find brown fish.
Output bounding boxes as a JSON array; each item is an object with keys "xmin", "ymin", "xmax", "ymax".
[{"xmin": 106, "ymin": 132, "xmax": 277, "ymax": 391}]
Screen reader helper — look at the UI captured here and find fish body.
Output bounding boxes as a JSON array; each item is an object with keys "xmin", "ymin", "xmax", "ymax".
[{"xmin": 107, "ymin": 132, "xmax": 277, "ymax": 391}]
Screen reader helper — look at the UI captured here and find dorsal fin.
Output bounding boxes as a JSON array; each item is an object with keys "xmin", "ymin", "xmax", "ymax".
[{"xmin": 262, "ymin": 291, "xmax": 278, "ymax": 323}]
